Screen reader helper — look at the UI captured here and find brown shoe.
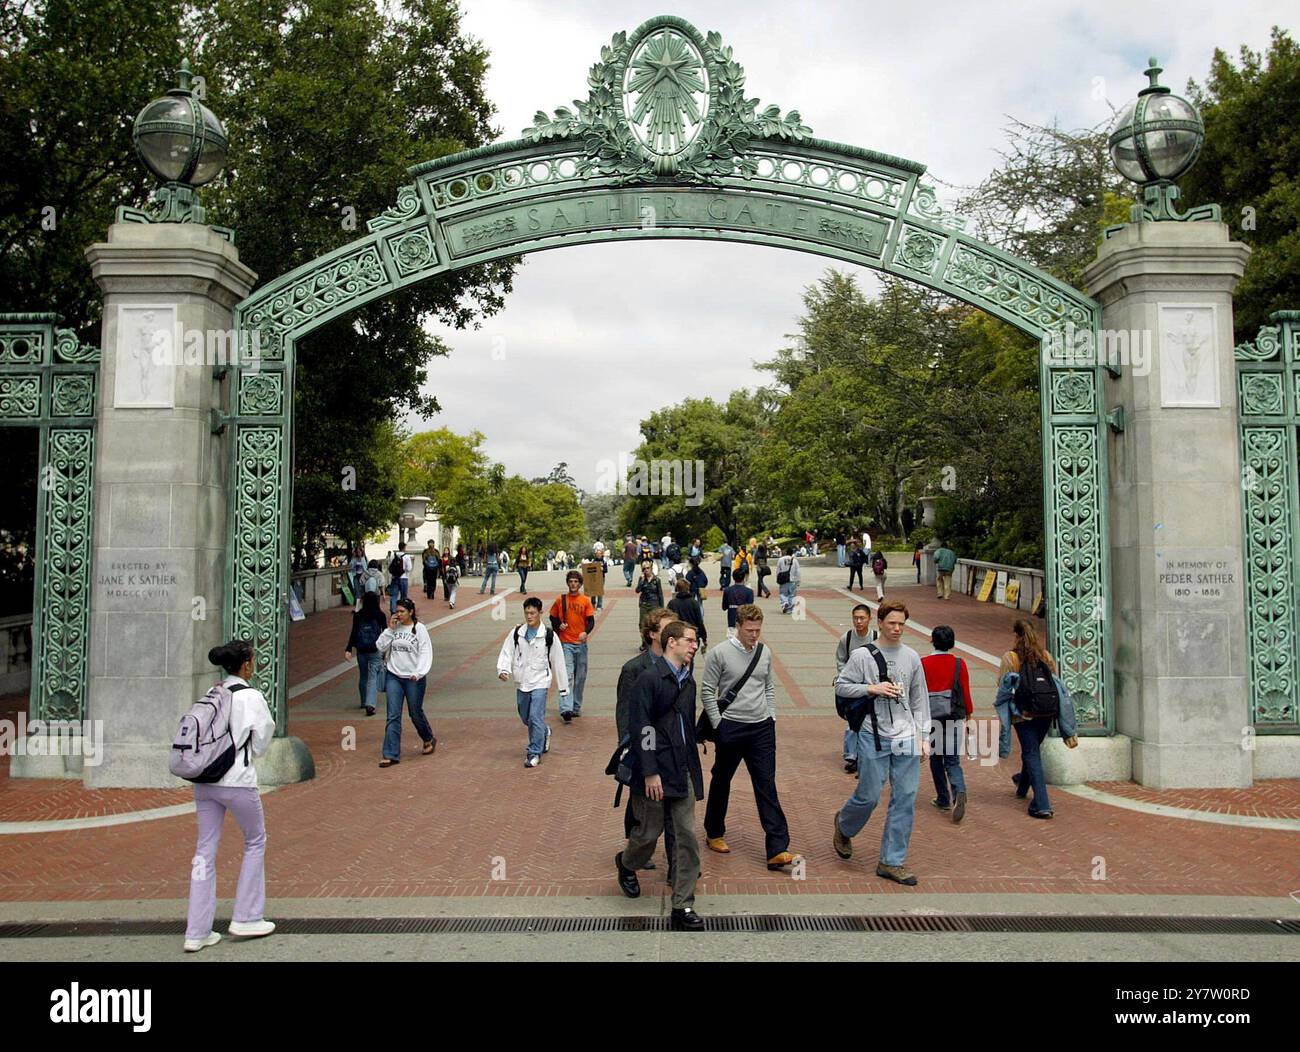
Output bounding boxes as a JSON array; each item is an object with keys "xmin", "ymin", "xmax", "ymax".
[
  {"xmin": 876, "ymin": 861, "xmax": 918, "ymax": 886},
  {"xmin": 766, "ymin": 851, "xmax": 799, "ymax": 871},
  {"xmin": 832, "ymin": 811, "xmax": 851, "ymax": 859},
  {"xmin": 706, "ymin": 837, "xmax": 731, "ymax": 854},
  {"xmin": 421, "ymin": 737, "xmax": 437, "ymax": 755}
]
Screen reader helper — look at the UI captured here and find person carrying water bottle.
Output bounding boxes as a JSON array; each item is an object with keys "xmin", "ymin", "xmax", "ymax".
[{"xmin": 181, "ymin": 639, "xmax": 276, "ymax": 953}]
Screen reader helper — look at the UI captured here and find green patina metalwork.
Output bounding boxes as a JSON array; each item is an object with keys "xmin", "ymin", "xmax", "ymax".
[
  {"xmin": 0, "ymin": 314, "xmax": 99, "ymax": 722},
  {"xmin": 228, "ymin": 16, "xmax": 1111, "ymax": 734},
  {"xmin": 1235, "ymin": 311, "xmax": 1300, "ymax": 730}
]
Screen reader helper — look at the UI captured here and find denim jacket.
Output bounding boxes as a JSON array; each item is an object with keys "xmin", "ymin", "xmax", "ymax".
[{"xmin": 995, "ymin": 672, "xmax": 1077, "ymax": 739}]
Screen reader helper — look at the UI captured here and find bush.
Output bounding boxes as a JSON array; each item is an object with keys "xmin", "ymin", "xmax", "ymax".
[
  {"xmin": 908, "ymin": 526, "xmax": 935, "ymax": 548},
  {"xmin": 703, "ymin": 525, "xmax": 726, "ymax": 551}
]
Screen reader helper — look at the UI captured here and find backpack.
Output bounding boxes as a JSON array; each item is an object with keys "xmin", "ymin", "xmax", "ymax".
[
  {"xmin": 1014, "ymin": 658, "xmax": 1060, "ymax": 718},
  {"xmin": 776, "ymin": 556, "xmax": 792, "ymax": 585},
  {"xmin": 364, "ymin": 572, "xmax": 380, "ymax": 594},
  {"xmin": 355, "ymin": 612, "xmax": 384, "ymax": 650},
  {"xmin": 666, "ymin": 542, "xmax": 680, "ymax": 563},
  {"xmin": 169, "ymin": 684, "xmax": 254, "ymax": 783},
  {"xmin": 444, "ymin": 564, "xmax": 459, "ymax": 586},
  {"xmin": 928, "ymin": 655, "xmax": 966, "ymax": 719},
  {"xmin": 512, "ymin": 624, "xmax": 555, "ymax": 653},
  {"xmin": 835, "ymin": 644, "xmax": 895, "ymax": 751},
  {"xmin": 388, "ymin": 553, "xmax": 405, "ymax": 578},
  {"xmin": 871, "ymin": 554, "xmax": 886, "ymax": 575}
]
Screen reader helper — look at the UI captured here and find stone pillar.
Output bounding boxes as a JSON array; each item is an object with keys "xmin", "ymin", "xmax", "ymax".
[
  {"xmin": 1083, "ymin": 220, "xmax": 1252, "ymax": 788},
  {"xmin": 82, "ymin": 223, "xmax": 252, "ymax": 788}
]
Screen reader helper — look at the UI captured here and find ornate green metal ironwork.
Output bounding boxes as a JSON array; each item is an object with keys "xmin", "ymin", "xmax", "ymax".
[
  {"xmin": 1235, "ymin": 311, "xmax": 1300, "ymax": 730},
  {"xmin": 0, "ymin": 314, "xmax": 99, "ymax": 723},
  {"xmin": 228, "ymin": 16, "xmax": 1111, "ymax": 732}
]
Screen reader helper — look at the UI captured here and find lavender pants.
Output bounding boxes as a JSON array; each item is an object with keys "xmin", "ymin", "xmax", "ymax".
[{"xmin": 185, "ymin": 784, "xmax": 267, "ymax": 939}]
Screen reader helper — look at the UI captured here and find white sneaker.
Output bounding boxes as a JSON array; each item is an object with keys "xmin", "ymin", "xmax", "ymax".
[
  {"xmin": 525, "ymin": 754, "xmax": 539, "ymax": 768},
  {"xmin": 183, "ymin": 931, "xmax": 221, "ymax": 953},
  {"xmin": 543, "ymin": 726, "xmax": 552, "ymax": 754},
  {"xmin": 227, "ymin": 919, "xmax": 276, "ymax": 939}
]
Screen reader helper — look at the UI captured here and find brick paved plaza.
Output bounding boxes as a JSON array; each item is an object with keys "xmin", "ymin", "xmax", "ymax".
[{"xmin": 0, "ymin": 563, "xmax": 1297, "ymax": 961}]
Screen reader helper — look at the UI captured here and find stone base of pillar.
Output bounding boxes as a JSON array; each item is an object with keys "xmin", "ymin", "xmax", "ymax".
[
  {"xmin": 1133, "ymin": 740, "xmax": 1251, "ymax": 789},
  {"xmin": 9, "ymin": 742, "xmax": 87, "ymax": 780},
  {"xmin": 78, "ymin": 736, "xmax": 315, "ymax": 787},
  {"xmin": 253, "ymin": 736, "xmax": 316, "ymax": 785},
  {"xmin": 83, "ymin": 742, "xmax": 178, "ymax": 788},
  {"xmin": 1252, "ymin": 737, "xmax": 1300, "ymax": 780},
  {"xmin": 1043, "ymin": 734, "xmax": 1133, "ymax": 785}
]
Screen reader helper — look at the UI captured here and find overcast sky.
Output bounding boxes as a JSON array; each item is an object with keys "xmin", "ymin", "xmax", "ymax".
[{"xmin": 415, "ymin": 0, "xmax": 1286, "ymax": 491}]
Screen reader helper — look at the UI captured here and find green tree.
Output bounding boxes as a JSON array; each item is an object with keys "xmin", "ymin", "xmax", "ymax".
[
  {"xmin": 620, "ymin": 390, "xmax": 772, "ymax": 545},
  {"xmin": 1184, "ymin": 27, "xmax": 1300, "ymax": 338},
  {"xmin": 0, "ymin": 0, "xmax": 185, "ymax": 326},
  {"xmin": 190, "ymin": 0, "xmax": 516, "ymax": 556}
]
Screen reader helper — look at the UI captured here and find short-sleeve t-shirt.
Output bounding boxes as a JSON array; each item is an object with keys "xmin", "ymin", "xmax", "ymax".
[{"xmin": 549, "ymin": 592, "xmax": 595, "ymax": 644}]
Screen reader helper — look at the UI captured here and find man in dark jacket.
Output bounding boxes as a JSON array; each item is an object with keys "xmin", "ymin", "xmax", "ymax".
[
  {"xmin": 616, "ymin": 606, "xmax": 679, "ymax": 864},
  {"xmin": 614, "ymin": 621, "xmax": 705, "ymax": 931}
]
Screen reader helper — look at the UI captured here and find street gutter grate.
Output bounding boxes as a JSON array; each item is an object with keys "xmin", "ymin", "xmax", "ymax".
[{"xmin": 0, "ymin": 915, "xmax": 1295, "ymax": 938}]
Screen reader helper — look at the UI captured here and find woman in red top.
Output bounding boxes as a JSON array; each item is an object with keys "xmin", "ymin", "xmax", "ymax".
[{"xmin": 919, "ymin": 624, "xmax": 974, "ymax": 823}]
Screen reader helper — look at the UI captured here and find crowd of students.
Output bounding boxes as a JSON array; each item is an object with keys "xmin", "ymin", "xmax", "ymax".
[{"xmin": 180, "ymin": 550, "xmax": 1079, "ymax": 947}]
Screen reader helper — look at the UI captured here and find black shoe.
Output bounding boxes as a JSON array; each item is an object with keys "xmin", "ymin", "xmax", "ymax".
[
  {"xmin": 670, "ymin": 907, "xmax": 704, "ymax": 931},
  {"xmin": 571, "ymin": 711, "xmax": 582, "ymax": 718},
  {"xmin": 641, "ymin": 860, "xmax": 656, "ymax": 870},
  {"xmin": 561, "ymin": 711, "xmax": 572, "ymax": 724},
  {"xmin": 615, "ymin": 852, "xmax": 640, "ymax": 898},
  {"xmin": 844, "ymin": 758, "xmax": 858, "ymax": 774}
]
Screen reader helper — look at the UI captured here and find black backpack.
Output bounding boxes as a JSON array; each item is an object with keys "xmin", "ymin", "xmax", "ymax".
[
  {"xmin": 1014, "ymin": 658, "xmax": 1060, "ymax": 719},
  {"xmin": 512, "ymin": 624, "xmax": 555, "ymax": 651},
  {"xmin": 666, "ymin": 542, "xmax": 681, "ymax": 563},
  {"xmin": 836, "ymin": 644, "xmax": 895, "ymax": 751},
  {"xmin": 388, "ymin": 553, "xmax": 405, "ymax": 577}
]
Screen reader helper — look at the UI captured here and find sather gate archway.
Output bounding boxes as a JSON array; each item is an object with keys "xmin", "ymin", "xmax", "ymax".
[{"xmin": 225, "ymin": 16, "xmax": 1110, "ymax": 730}]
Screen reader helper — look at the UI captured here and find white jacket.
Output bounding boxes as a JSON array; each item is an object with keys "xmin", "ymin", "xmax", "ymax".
[
  {"xmin": 497, "ymin": 624, "xmax": 570, "ymax": 694},
  {"xmin": 377, "ymin": 622, "xmax": 433, "ymax": 678},
  {"xmin": 216, "ymin": 675, "xmax": 275, "ymax": 789}
]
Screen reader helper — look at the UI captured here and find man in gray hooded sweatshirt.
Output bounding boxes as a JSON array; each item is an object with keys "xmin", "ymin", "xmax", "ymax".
[{"xmin": 831, "ymin": 599, "xmax": 930, "ymax": 885}]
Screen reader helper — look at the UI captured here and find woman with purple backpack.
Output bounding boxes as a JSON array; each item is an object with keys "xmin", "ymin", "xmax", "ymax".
[{"xmin": 183, "ymin": 639, "xmax": 277, "ymax": 953}]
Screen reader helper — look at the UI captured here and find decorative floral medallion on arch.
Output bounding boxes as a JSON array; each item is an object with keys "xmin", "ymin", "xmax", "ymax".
[{"xmin": 229, "ymin": 16, "xmax": 1111, "ymax": 728}]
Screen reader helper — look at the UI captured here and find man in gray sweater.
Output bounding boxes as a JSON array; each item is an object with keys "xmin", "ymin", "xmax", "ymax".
[
  {"xmin": 831, "ymin": 599, "xmax": 930, "ymax": 885},
  {"xmin": 700, "ymin": 604, "xmax": 798, "ymax": 870},
  {"xmin": 835, "ymin": 603, "xmax": 877, "ymax": 774}
]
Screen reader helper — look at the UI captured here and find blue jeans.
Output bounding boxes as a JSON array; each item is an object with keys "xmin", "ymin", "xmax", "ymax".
[
  {"xmin": 837, "ymin": 544, "xmax": 846, "ymax": 567},
  {"xmin": 479, "ymin": 567, "xmax": 497, "ymax": 593},
  {"xmin": 779, "ymin": 581, "xmax": 797, "ymax": 612},
  {"xmin": 560, "ymin": 642, "xmax": 587, "ymax": 714},
  {"xmin": 843, "ymin": 727, "xmax": 857, "ymax": 760},
  {"xmin": 837, "ymin": 734, "xmax": 921, "ymax": 866},
  {"xmin": 929, "ymin": 718, "xmax": 967, "ymax": 806},
  {"xmin": 383, "ymin": 672, "xmax": 432, "ymax": 760},
  {"xmin": 994, "ymin": 700, "xmax": 1013, "ymax": 758},
  {"xmin": 623, "ymin": 560, "xmax": 635, "ymax": 586},
  {"xmin": 388, "ymin": 577, "xmax": 408, "ymax": 613},
  {"xmin": 517, "ymin": 688, "xmax": 549, "ymax": 757},
  {"xmin": 1014, "ymin": 716, "xmax": 1053, "ymax": 813},
  {"xmin": 355, "ymin": 651, "xmax": 382, "ymax": 710}
]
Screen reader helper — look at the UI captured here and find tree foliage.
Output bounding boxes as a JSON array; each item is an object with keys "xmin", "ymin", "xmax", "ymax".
[
  {"xmin": 1184, "ymin": 26, "xmax": 1300, "ymax": 338},
  {"xmin": 619, "ymin": 390, "xmax": 773, "ymax": 546}
]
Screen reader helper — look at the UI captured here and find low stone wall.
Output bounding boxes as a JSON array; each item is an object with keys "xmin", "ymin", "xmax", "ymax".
[
  {"xmin": 0, "ymin": 614, "xmax": 32, "ymax": 695},
  {"xmin": 290, "ymin": 567, "xmax": 351, "ymax": 616},
  {"xmin": 952, "ymin": 559, "xmax": 1044, "ymax": 612}
]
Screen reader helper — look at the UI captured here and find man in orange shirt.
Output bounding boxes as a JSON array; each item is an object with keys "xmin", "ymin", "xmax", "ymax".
[{"xmin": 549, "ymin": 570, "xmax": 596, "ymax": 723}]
